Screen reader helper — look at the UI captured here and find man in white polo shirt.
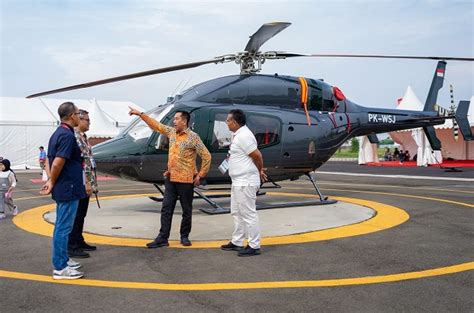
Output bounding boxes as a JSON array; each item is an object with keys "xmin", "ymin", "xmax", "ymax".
[{"xmin": 221, "ymin": 109, "xmax": 267, "ymax": 256}]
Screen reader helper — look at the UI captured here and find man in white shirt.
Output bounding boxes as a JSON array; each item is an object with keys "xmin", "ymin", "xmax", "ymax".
[{"xmin": 221, "ymin": 109, "xmax": 267, "ymax": 256}]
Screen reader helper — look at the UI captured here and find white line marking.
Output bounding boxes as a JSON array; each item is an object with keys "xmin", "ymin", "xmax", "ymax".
[{"xmin": 316, "ymin": 171, "xmax": 474, "ymax": 182}]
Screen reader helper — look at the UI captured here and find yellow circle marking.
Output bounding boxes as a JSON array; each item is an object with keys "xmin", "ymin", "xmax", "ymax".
[
  {"xmin": 0, "ymin": 262, "xmax": 472, "ymax": 290},
  {"xmin": 13, "ymin": 193, "xmax": 409, "ymax": 248},
  {"xmin": 5, "ymin": 192, "xmax": 473, "ymax": 290}
]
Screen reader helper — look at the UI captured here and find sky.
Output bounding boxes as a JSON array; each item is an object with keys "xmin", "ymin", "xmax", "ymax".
[{"xmin": 1, "ymin": 0, "xmax": 473, "ymax": 111}]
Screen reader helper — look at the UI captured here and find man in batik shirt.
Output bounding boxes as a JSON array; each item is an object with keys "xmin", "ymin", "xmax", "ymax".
[
  {"xmin": 128, "ymin": 107, "xmax": 211, "ymax": 247},
  {"xmin": 68, "ymin": 109, "xmax": 98, "ymax": 258}
]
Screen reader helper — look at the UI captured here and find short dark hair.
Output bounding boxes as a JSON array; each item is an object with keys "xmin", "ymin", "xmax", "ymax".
[
  {"xmin": 39, "ymin": 146, "xmax": 44, "ymax": 150},
  {"xmin": 176, "ymin": 110, "xmax": 190, "ymax": 126},
  {"xmin": 78, "ymin": 109, "xmax": 89, "ymax": 118},
  {"xmin": 229, "ymin": 109, "xmax": 246, "ymax": 126},
  {"xmin": 58, "ymin": 102, "xmax": 76, "ymax": 121}
]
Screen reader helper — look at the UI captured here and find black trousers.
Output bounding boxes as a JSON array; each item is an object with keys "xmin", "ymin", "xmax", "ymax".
[
  {"xmin": 158, "ymin": 178, "xmax": 194, "ymax": 240},
  {"xmin": 68, "ymin": 196, "xmax": 90, "ymax": 248}
]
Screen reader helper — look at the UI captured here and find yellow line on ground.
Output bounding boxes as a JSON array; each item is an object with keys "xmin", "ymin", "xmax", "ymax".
[
  {"xmin": 0, "ymin": 262, "xmax": 472, "ymax": 290},
  {"xmin": 315, "ymin": 182, "xmax": 474, "ymax": 195},
  {"xmin": 319, "ymin": 188, "xmax": 474, "ymax": 208},
  {"xmin": 12, "ymin": 193, "xmax": 409, "ymax": 248}
]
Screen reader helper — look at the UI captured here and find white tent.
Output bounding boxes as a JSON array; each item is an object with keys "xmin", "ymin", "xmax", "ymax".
[
  {"xmin": 358, "ymin": 136, "xmax": 379, "ymax": 164},
  {"xmin": 387, "ymin": 88, "xmax": 474, "ymax": 165},
  {"xmin": 0, "ymin": 97, "xmax": 143, "ymax": 169}
]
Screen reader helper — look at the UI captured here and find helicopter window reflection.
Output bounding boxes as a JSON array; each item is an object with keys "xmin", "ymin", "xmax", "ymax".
[
  {"xmin": 198, "ymin": 77, "xmax": 249, "ymax": 104},
  {"xmin": 126, "ymin": 105, "xmax": 173, "ymax": 146},
  {"xmin": 212, "ymin": 113, "xmax": 233, "ymax": 149},
  {"xmin": 247, "ymin": 76, "xmax": 300, "ymax": 108},
  {"xmin": 307, "ymin": 80, "xmax": 324, "ymax": 111},
  {"xmin": 247, "ymin": 115, "xmax": 280, "ymax": 147}
]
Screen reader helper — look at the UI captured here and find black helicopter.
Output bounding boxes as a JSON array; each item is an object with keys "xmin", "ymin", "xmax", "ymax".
[{"xmin": 27, "ymin": 22, "xmax": 473, "ymax": 214}]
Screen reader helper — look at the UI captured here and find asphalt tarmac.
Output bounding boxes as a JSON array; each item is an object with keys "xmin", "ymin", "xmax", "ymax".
[{"xmin": 1, "ymin": 161, "xmax": 473, "ymax": 312}]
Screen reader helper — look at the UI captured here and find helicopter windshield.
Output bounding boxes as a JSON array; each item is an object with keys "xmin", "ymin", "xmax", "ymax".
[{"xmin": 125, "ymin": 104, "xmax": 174, "ymax": 142}]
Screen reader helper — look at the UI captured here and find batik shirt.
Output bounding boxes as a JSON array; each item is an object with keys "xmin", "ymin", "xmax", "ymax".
[
  {"xmin": 75, "ymin": 130, "xmax": 98, "ymax": 193},
  {"xmin": 141, "ymin": 113, "xmax": 211, "ymax": 183}
]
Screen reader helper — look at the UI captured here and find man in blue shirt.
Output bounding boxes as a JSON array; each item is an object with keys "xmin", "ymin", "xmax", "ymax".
[{"xmin": 41, "ymin": 102, "xmax": 86, "ymax": 280}]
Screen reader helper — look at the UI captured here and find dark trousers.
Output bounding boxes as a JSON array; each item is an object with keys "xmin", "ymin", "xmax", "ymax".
[
  {"xmin": 158, "ymin": 178, "xmax": 194, "ymax": 240},
  {"xmin": 68, "ymin": 196, "xmax": 90, "ymax": 248}
]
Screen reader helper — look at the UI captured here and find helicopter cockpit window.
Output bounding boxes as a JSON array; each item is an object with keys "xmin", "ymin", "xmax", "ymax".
[
  {"xmin": 126, "ymin": 105, "xmax": 174, "ymax": 144},
  {"xmin": 211, "ymin": 113, "xmax": 233, "ymax": 149},
  {"xmin": 246, "ymin": 115, "xmax": 280, "ymax": 147}
]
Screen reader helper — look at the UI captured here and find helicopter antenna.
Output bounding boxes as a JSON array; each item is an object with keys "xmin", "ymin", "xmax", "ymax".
[
  {"xmin": 450, "ymin": 84, "xmax": 459, "ymax": 141},
  {"xmin": 179, "ymin": 76, "xmax": 193, "ymax": 93},
  {"xmin": 171, "ymin": 78, "xmax": 185, "ymax": 96}
]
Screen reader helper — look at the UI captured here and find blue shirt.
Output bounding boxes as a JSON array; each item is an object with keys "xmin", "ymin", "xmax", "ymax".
[
  {"xmin": 39, "ymin": 150, "xmax": 46, "ymax": 161},
  {"xmin": 47, "ymin": 123, "xmax": 86, "ymax": 202}
]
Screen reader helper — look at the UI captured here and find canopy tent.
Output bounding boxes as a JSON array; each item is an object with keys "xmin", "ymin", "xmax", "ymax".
[
  {"xmin": 358, "ymin": 136, "xmax": 379, "ymax": 164},
  {"xmin": 0, "ymin": 97, "xmax": 143, "ymax": 169}
]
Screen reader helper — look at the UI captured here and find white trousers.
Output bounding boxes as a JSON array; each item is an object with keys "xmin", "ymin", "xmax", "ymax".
[{"xmin": 230, "ymin": 185, "xmax": 261, "ymax": 249}]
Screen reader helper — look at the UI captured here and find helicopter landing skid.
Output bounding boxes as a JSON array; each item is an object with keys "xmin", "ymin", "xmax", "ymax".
[
  {"xmin": 149, "ymin": 184, "xmax": 233, "ymax": 203},
  {"xmin": 198, "ymin": 173, "xmax": 336, "ymax": 215}
]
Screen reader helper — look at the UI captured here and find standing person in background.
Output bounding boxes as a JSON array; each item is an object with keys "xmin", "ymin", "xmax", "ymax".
[
  {"xmin": 0, "ymin": 159, "xmax": 18, "ymax": 219},
  {"xmin": 221, "ymin": 109, "xmax": 267, "ymax": 257},
  {"xmin": 39, "ymin": 146, "xmax": 47, "ymax": 171},
  {"xmin": 68, "ymin": 109, "xmax": 98, "ymax": 259},
  {"xmin": 128, "ymin": 107, "xmax": 211, "ymax": 248},
  {"xmin": 41, "ymin": 101, "xmax": 85, "ymax": 280}
]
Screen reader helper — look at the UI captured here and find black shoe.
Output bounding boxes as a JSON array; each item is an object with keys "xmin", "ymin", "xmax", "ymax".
[
  {"xmin": 68, "ymin": 248, "xmax": 90, "ymax": 259},
  {"xmin": 221, "ymin": 241, "xmax": 243, "ymax": 251},
  {"xmin": 146, "ymin": 236, "xmax": 169, "ymax": 249},
  {"xmin": 180, "ymin": 237, "xmax": 192, "ymax": 247},
  {"xmin": 237, "ymin": 245, "xmax": 261, "ymax": 257},
  {"xmin": 79, "ymin": 242, "xmax": 97, "ymax": 251}
]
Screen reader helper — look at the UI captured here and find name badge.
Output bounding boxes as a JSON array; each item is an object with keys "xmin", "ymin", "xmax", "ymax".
[{"xmin": 218, "ymin": 158, "xmax": 229, "ymax": 174}]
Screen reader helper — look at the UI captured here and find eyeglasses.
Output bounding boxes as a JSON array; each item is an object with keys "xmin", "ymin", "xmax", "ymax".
[{"xmin": 80, "ymin": 118, "xmax": 90, "ymax": 122}]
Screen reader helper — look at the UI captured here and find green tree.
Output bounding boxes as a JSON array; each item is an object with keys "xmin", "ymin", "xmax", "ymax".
[{"xmin": 351, "ymin": 138, "xmax": 359, "ymax": 152}]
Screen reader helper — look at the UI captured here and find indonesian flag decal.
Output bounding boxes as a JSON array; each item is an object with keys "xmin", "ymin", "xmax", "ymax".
[{"xmin": 436, "ymin": 68, "xmax": 445, "ymax": 77}]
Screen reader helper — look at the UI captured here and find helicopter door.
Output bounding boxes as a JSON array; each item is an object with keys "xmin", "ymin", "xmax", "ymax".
[
  {"xmin": 281, "ymin": 118, "xmax": 319, "ymax": 171},
  {"xmin": 207, "ymin": 109, "xmax": 282, "ymax": 180}
]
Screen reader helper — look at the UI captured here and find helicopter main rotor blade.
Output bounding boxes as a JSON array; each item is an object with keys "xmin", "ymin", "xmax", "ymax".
[
  {"xmin": 26, "ymin": 58, "xmax": 224, "ymax": 99},
  {"xmin": 276, "ymin": 52, "xmax": 474, "ymax": 61},
  {"xmin": 244, "ymin": 22, "xmax": 291, "ymax": 53}
]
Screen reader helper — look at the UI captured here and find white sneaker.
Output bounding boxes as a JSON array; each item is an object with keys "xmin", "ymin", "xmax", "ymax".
[
  {"xmin": 52, "ymin": 266, "xmax": 84, "ymax": 280},
  {"xmin": 12, "ymin": 206, "xmax": 18, "ymax": 216},
  {"xmin": 67, "ymin": 258, "xmax": 81, "ymax": 270},
  {"xmin": 0, "ymin": 213, "xmax": 6, "ymax": 220}
]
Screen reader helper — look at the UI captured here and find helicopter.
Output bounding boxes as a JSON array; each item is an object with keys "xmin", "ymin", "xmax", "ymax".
[{"xmin": 27, "ymin": 22, "xmax": 474, "ymax": 214}]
